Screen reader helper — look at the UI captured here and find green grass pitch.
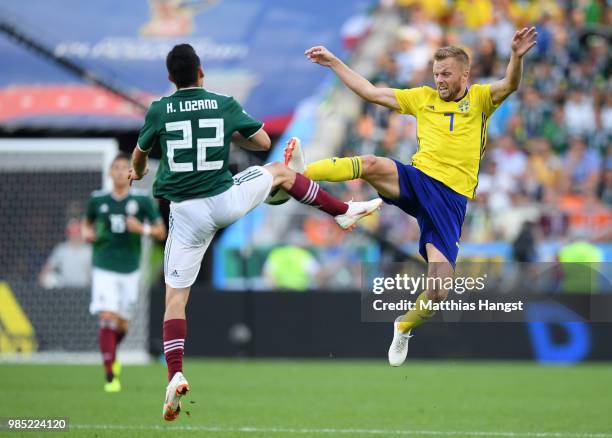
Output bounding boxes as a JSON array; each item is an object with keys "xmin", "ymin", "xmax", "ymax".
[{"xmin": 1, "ymin": 359, "xmax": 611, "ymax": 437}]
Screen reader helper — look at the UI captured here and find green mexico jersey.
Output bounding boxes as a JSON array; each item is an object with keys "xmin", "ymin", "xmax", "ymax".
[
  {"xmin": 137, "ymin": 88, "xmax": 263, "ymax": 202},
  {"xmin": 86, "ymin": 190, "xmax": 161, "ymax": 273}
]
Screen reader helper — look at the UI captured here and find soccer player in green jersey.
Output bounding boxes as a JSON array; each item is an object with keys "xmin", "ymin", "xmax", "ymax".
[
  {"xmin": 128, "ymin": 44, "xmax": 382, "ymax": 421},
  {"xmin": 82, "ymin": 152, "xmax": 167, "ymax": 392}
]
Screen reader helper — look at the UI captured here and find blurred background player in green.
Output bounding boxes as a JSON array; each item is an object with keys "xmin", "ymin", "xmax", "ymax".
[{"xmin": 82, "ymin": 153, "xmax": 166, "ymax": 392}]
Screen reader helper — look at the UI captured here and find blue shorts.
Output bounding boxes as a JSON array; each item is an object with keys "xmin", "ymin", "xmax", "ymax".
[{"xmin": 380, "ymin": 160, "xmax": 467, "ymax": 268}]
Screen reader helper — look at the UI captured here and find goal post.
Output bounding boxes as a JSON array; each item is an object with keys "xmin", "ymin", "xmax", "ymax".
[{"xmin": 0, "ymin": 139, "xmax": 156, "ymax": 364}]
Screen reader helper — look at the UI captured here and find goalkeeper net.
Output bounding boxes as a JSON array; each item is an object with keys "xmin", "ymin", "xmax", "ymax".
[{"xmin": 0, "ymin": 139, "xmax": 153, "ymax": 364}]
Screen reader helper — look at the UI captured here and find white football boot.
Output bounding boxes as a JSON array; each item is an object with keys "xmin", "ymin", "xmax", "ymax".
[
  {"xmin": 334, "ymin": 198, "xmax": 383, "ymax": 230},
  {"xmin": 283, "ymin": 137, "xmax": 306, "ymax": 173},
  {"xmin": 264, "ymin": 136, "xmax": 305, "ymax": 205},
  {"xmin": 388, "ymin": 318, "xmax": 413, "ymax": 367},
  {"xmin": 162, "ymin": 371, "xmax": 190, "ymax": 421}
]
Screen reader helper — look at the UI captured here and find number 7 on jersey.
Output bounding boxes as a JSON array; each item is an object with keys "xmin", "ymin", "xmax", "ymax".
[{"xmin": 443, "ymin": 113, "xmax": 454, "ymax": 132}]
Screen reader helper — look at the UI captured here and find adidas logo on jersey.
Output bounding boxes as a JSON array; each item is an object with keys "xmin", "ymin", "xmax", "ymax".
[{"xmin": 170, "ymin": 270, "xmax": 180, "ymax": 278}]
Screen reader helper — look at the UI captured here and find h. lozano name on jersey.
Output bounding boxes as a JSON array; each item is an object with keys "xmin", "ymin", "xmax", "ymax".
[{"xmin": 166, "ymin": 99, "xmax": 219, "ymax": 113}]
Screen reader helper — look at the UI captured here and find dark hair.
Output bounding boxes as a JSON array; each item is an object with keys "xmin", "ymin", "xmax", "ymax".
[
  {"xmin": 166, "ymin": 44, "xmax": 201, "ymax": 88},
  {"xmin": 112, "ymin": 152, "xmax": 130, "ymax": 164},
  {"xmin": 433, "ymin": 46, "xmax": 470, "ymax": 68}
]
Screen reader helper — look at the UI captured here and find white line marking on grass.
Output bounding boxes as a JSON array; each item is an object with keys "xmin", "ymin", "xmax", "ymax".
[{"xmin": 72, "ymin": 424, "xmax": 612, "ymax": 437}]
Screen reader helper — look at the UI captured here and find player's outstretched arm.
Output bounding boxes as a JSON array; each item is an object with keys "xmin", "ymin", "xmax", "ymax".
[
  {"xmin": 305, "ymin": 46, "xmax": 400, "ymax": 110},
  {"xmin": 231, "ymin": 129, "xmax": 271, "ymax": 151},
  {"xmin": 490, "ymin": 27, "xmax": 537, "ymax": 105}
]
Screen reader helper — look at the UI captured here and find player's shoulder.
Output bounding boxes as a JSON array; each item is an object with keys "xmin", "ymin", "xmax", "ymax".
[
  {"xmin": 402, "ymin": 86, "xmax": 438, "ymax": 106},
  {"xmin": 396, "ymin": 85, "xmax": 436, "ymax": 95},
  {"xmin": 90, "ymin": 189, "xmax": 110, "ymax": 199},
  {"xmin": 419, "ymin": 86, "xmax": 440, "ymax": 101},
  {"xmin": 204, "ymin": 89, "xmax": 233, "ymax": 101},
  {"xmin": 128, "ymin": 188, "xmax": 153, "ymax": 199},
  {"xmin": 205, "ymin": 89, "xmax": 239, "ymax": 107},
  {"xmin": 146, "ymin": 97, "xmax": 165, "ymax": 111},
  {"xmin": 407, "ymin": 86, "xmax": 438, "ymax": 105},
  {"xmin": 420, "ymin": 85, "xmax": 437, "ymax": 94},
  {"xmin": 466, "ymin": 83, "xmax": 494, "ymax": 107},
  {"xmin": 468, "ymin": 83, "xmax": 491, "ymax": 96}
]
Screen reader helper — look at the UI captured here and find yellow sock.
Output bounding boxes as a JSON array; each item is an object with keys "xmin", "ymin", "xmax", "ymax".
[
  {"xmin": 397, "ymin": 291, "xmax": 436, "ymax": 333},
  {"xmin": 304, "ymin": 157, "xmax": 362, "ymax": 182}
]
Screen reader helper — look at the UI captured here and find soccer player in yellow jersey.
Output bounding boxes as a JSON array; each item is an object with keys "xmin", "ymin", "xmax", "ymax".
[{"xmin": 298, "ymin": 27, "xmax": 537, "ymax": 366}]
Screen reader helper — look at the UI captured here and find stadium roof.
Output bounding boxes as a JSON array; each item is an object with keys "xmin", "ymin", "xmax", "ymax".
[{"xmin": 0, "ymin": 0, "xmax": 371, "ymax": 133}]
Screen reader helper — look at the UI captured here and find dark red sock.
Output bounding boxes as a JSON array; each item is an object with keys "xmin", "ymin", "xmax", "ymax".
[
  {"xmin": 287, "ymin": 173, "xmax": 348, "ymax": 216},
  {"xmin": 163, "ymin": 319, "xmax": 186, "ymax": 382},
  {"xmin": 115, "ymin": 330, "xmax": 126, "ymax": 346},
  {"xmin": 98, "ymin": 319, "xmax": 117, "ymax": 382}
]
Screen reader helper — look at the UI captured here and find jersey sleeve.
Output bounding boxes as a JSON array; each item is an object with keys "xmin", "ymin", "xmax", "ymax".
[
  {"xmin": 137, "ymin": 102, "xmax": 160, "ymax": 152},
  {"xmin": 393, "ymin": 87, "xmax": 425, "ymax": 115},
  {"xmin": 141, "ymin": 197, "xmax": 162, "ymax": 223},
  {"xmin": 226, "ymin": 98, "xmax": 264, "ymax": 138},
  {"xmin": 85, "ymin": 196, "xmax": 97, "ymax": 222},
  {"xmin": 473, "ymin": 83, "xmax": 500, "ymax": 117}
]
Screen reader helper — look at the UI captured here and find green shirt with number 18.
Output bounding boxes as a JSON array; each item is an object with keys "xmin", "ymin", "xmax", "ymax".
[{"xmin": 137, "ymin": 88, "xmax": 263, "ymax": 202}]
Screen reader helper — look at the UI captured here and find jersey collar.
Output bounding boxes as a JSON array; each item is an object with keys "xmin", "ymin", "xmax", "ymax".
[
  {"xmin": 173, "ymin": 86, "xmax": 203, "ymax": 95},
  {"xmin": 454, "ymin": 86, "xmax": 469, "ymax": 102},
  {"xmin": 110, "ymin": 190, "xmax": 129, "ymax": 201}
]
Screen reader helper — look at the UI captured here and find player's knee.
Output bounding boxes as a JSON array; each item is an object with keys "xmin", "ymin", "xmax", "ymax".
[
  {"xmin": 99, "ymin": 311, "xmax": 118, "ymax": 321},
  {"xmin": 119, "ymin": 319, "xmax": 129, "ymax": 332},
  {"xmin": 265, "ymin": 162, "xmax": 286, "ymax": 180},
  {"xmin": 164, "ymin": 286, "xmax": 189, "ymax": 319},
  {"xmin": 361, "ymin": 154, "xmax": 377, "ymax": 169},
  {"xmin": 425, "ymin": 288, "xmax": 448, "ymax": 303},
  {"xmin": 265, "ymin": 161, "xmax": 283, "ymax": 174},
  {"xmin": 360, "ymin": 155, "xmax": 378, "ymax": 176},
  {"xmin": 265, "ymin": 162, "xmax": 294, "ymax": 189},
  {"xmin": 99, "ymin": 312, "xmax": 119, "ymax": 328}
]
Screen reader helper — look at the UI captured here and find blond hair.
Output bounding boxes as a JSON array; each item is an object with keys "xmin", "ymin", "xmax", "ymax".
[{"xmin": 433, "ymin": 46, "xmax": 470, "ymax": 68}]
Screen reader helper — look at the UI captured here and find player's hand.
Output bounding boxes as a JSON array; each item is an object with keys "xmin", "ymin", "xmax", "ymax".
[
  {"xmin": 128, "ymin": 167, "xmax": 148, "ymax": 186},
  {"xmin": 511, "ymin": 27, "xmax": 537, "ymax": 58},
  {"xmin": 125, "ymin": 216, "xmax": 144, "ymax": 234},
  {"xmin": 305, "ymin": 46, "xmax": 338, "ymax": 67},
  {"xmin": 82, "ymin": 227, "xmax": 96, "ymax": 243}
]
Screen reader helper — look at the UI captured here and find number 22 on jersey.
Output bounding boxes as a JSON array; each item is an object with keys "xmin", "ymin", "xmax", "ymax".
[{"xmin": 165, "ymin": 118, "xmax": 224, "ymax": 172}]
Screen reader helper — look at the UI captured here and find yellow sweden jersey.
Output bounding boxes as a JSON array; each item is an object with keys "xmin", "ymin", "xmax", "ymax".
[{"xmin": 393, "ymin": 84, "xmax": 500, "ymax": 199}]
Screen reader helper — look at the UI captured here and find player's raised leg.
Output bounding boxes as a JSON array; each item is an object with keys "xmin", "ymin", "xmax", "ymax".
[
  {"xmin": 264, "ymin": 162, "xmax": 382, "ymax": 230},
  {"xmin": 388, "ymin": 244, "xmax": 454, "ymax": 366},
  {"xmin": 285, "ymin": 142, "xmax": 401, "ymax": 200}
]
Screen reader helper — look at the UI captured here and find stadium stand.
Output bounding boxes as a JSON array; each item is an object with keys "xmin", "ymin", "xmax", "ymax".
[{"xmin": 216, "ymin": 0, "xmax": 611, "ymax": 289}]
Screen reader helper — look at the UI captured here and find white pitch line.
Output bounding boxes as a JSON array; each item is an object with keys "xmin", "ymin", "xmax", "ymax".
[{"xmin": 71, "ymin": 424, "xmax": 612, "ymax": 437}]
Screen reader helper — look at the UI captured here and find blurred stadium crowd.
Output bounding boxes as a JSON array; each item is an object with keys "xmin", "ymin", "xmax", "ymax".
[
  {"xmin": 268, "ymin": 0, "xmax": 610, "ymax": 290},
  {"xmin": 4, "ymin": 1, "xmax": 609, "ymax": 292}
]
